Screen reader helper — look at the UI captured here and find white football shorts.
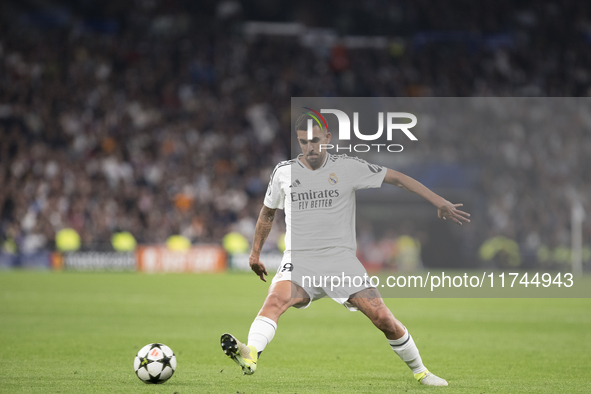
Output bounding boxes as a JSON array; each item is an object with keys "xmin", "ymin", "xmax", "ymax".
[{"xmin": 271, "ymin": 247, "xmax": 374, "ymax": 311}]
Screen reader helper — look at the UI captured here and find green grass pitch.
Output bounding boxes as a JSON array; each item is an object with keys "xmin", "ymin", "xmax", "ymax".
[{"xmin": 1, "ymin": 271, "xmax": 590, "ymax": 393}]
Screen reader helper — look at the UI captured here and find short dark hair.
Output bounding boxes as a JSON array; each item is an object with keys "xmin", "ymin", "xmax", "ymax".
[{"xmin": 294, "ymin": 113, "xmax": 316, "ymax": 132}]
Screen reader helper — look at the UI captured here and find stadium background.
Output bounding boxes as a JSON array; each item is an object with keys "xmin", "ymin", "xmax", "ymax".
[{"xmin": 1, "ymin": 0, "xmax": 590, "ymax": 273}]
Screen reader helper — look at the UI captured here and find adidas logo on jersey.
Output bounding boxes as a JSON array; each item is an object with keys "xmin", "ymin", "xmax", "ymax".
[{"xmin": 289, "ymin": 179, "xmax": 302, "ymax": 188}]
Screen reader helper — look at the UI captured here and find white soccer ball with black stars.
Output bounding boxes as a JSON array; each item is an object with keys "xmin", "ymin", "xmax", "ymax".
[{"xmin": 134, "ymin": 343, "xmax": 176, "ymax": 384}]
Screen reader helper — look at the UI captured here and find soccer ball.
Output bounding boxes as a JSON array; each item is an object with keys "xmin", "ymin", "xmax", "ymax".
[{"xmin": 134, "ymin": 343, "xmax": 177, "ymax": 384}]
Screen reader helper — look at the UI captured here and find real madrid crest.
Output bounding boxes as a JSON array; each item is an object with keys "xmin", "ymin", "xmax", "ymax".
[{"xmin": 328, "ymin": 173, "xmax": 338, "ymax": 185}]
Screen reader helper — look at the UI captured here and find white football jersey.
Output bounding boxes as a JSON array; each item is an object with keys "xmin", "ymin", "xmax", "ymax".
[{"xmin": 264, "ymin": 153, "xmax": 386, "ymax": 252}]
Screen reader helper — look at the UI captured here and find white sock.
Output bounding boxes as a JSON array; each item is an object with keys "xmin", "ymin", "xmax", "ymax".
[
  {"xmin": 247, "ymin": 316, "xmax": 277, "ymax": 354},
  {"xmin": 387, "ymin": 328, "xmax": 427, "ymax": 374}
]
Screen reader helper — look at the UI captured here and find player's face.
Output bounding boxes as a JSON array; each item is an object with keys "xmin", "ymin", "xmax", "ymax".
[{"xmin": 296, "ymin": 126, "xmax": 331, "ymax": 169}]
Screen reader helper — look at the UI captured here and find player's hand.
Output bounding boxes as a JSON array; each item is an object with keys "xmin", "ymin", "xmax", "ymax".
[
  {"xmin": 249, "ymin": 255, "xmax": 268, "ymax": 282},
  {"xmin": 437, "ymin": 201, "xmax": 471, "ymax": 225}
]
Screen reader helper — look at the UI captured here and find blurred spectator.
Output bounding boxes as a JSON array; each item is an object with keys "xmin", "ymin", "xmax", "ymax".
[
  {"xmin": 479, "ymin": 234, "xmax": 521, "ymax": 269},
  {"xmin": 0, "ymin": 0, "xmax": 590, "ymax": 270}
]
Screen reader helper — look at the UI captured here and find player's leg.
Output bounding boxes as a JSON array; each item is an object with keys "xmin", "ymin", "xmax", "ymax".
[
  {"xmin": 347, "ymin": 288, "xmax": 448, "ymax": 386},
  {"xmin": 257, "ymin": 279, "xmax": 311, "ymax": 321},
  {"xmin": 247, "ymin": 280, "xmax": 310, "ymax": 355},
  {"xmin": 348, "ymin": 287, "xmax": 406, "ymax": 339},
  {"xmin": 221, "ymin": 280, "xmax": 310, "ymax": 375}
]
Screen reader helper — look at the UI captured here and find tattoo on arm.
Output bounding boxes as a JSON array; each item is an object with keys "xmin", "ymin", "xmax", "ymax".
[
  {"xmin": 256, "ymin": 224, "xmax": 270, "ymax": 253},
  {"xmin": 252, "ymin": 206, "xmax": 276, "ymax": 255},
  {"xmin": 262, "ymin": 208, "xmax": 276, "ymax": 223}
]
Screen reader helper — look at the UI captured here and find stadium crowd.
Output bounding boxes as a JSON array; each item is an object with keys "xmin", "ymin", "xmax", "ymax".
[{"xmin": 1, "ymin": 0, "xmax": 590, "ymax": 268}]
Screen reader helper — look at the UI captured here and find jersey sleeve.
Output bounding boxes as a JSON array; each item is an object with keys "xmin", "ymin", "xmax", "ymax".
[
  {"xmin": 263, "ymin": 165, "xmax": 286, "ymax": 209},
  {"xmin": 348, "ymin": 156, "xmax": 387, "ymax": 190}
]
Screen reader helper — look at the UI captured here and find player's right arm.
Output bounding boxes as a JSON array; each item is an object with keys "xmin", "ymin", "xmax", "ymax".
[
  {"xmin": 252, "ymin": 161, "xmax": 287, "ymax": 281},
  {"xmin": 249, "ymin": 205, "xmax": 277, "ymax": 282}
]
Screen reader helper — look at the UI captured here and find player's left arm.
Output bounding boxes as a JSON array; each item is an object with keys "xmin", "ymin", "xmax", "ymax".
[{"xmin": 383, "ymin": 168, "xmax": 471, "ymax": 225}]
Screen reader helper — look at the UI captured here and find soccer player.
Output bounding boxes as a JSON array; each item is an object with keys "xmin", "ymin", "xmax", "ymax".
[{"xmin": 221, "ymin": 114, "xmax": 470, "ymax": 386}]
